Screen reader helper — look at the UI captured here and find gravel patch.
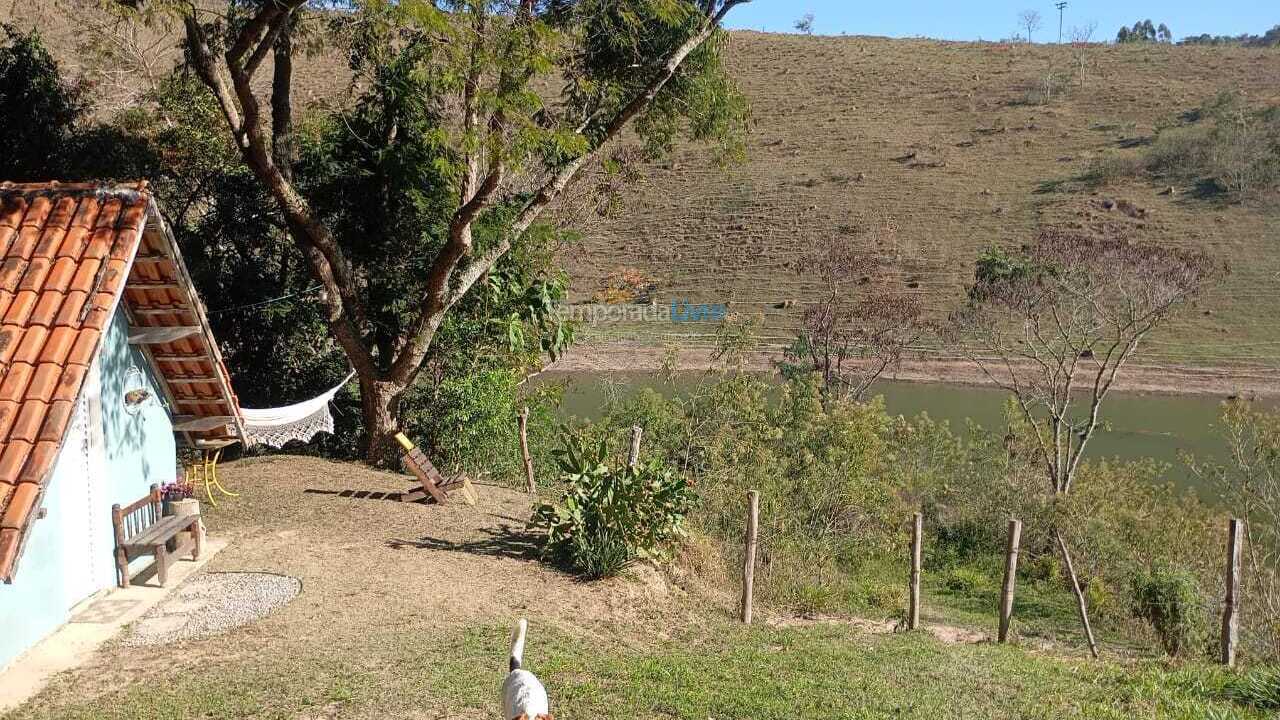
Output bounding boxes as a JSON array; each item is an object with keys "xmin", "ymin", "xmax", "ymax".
[{"xmin": 122, "ymin": 572, "xmax": 301, "ymax": 647}]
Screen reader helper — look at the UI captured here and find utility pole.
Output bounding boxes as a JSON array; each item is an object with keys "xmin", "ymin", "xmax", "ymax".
[{"xmin": 1056, "ymin": 2, "xmax": 1068, "ymax": 44}]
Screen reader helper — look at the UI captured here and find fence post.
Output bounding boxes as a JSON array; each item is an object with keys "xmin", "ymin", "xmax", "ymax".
[
  {"xmin": 999, "ymin": 518, "xmax": 1023, "ymax": 643},
  {"xmin": 741, "ymin": 490, "xmax": 759, "ymax": 624},
  {"xmin": 909, "ymin": 512, "xmax": 922, "ymax": 630},
  {"xmin": 1222, "ymin": 517, "xmax": 1243, "ymax": 667},
  {"xmin": 628, "ymin": 425, "xmax": 643, "ymax": 468},
  {"xmin": 518, "ymin": 407, "xmax": 536, "ymax": 494}
]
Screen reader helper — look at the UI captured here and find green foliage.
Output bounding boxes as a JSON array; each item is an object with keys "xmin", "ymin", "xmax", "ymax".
[
  {"xmin": 530, "ymin": 433, "xmax": 694, "ymax": 578},
  {"xmin": 1222, "ymin": 666, "xmax": 1280, "ymax": 710},
  {"xmin": 1130, "ymin": 564, "xmax": 1209, "ymax": 657},
  {"xmin": 1119, "ymin": 92, "xmax": 1280, "ymax": 199},
  {"xmin": 0, "ymin": 25, "xmax": 86, "ymax": 180}
]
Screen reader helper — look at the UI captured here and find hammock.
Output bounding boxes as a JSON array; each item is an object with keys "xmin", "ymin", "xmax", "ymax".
[{"xmin": 241, "ymin": 372, "xmax": 355, "ymax": 448}]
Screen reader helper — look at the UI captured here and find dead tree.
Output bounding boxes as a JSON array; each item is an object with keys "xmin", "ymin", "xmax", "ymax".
[
  {"xmin": 948, "ymin": 229, "xmax": 1223, "ymax": 658},
  {"xmin": 784, "ymin": 232, "xmax": 925, "ymax": 403}
]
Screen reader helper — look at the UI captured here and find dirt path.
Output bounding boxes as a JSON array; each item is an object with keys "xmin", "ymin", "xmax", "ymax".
[{"xmin": 551, "ymin": 341, "xmax": 1280, "ymax": 398}]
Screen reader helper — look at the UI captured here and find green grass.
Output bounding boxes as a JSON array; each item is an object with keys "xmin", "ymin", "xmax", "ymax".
[{"xmin": 9, "ymin": 621, "xmax": 1271, "ymax": 720}]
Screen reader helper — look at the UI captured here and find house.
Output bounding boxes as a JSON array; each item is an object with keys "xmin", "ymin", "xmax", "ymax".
[{"xmin": 0, "ymin": 181, "xmax": 244, "ymax": 671}]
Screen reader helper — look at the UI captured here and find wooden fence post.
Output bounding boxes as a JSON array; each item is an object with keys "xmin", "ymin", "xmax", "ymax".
[
  {"xmin": 999, "ymin": 518, "xmax": 1023, "ymax": 643},
  {"xmin": 741, "ymin": 490, "xmax": 759, "ymax": 624},
  {"xmin": 1222, "ymin": 517, "xmax": 1243, "ymax": 667},
  {"xmin": 518, "ymin": 407, "xmax": 536, "ymax": 494},
  {"xmin": 628, "ymin": 425, "xmax": 643, "ymax": 468},
  {"xmin": 909, "ymin": 512, "xmax": 922, "ymax": 630}
]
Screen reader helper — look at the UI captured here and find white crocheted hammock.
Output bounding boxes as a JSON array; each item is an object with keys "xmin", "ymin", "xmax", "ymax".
[{"xmin": 241, "ymin": 372, "xmax": 355, "ymax": 448}]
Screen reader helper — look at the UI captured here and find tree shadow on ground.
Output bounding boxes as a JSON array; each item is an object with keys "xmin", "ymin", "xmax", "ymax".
[{"xmin": 387, "ymin": 523, "xmax": 541, "ymax": 562}]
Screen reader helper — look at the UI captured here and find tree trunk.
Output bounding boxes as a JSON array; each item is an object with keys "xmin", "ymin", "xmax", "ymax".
[
  {"xmin": 1055, "ymin": 528, "xmax": 1101, "ymax": 659},
  {"xmin": 360, "ymin": 376, "xmax": 404, "ymax": 468}
]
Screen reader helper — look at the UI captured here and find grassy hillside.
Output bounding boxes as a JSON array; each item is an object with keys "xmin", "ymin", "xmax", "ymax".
[
  {"xmin": 571, "ymin": 34, "xmax": 1280, "ymax": 371},
  {"xmin": 5, "ymin": 5, "xmax": 1278, "ymax": 371}
]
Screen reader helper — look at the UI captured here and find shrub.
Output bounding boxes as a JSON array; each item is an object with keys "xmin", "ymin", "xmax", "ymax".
[
  {"xmin": 943, "ymin": 566, "xmax": 992, "ymax": 594},
  {"xmin": 1130, "ymin": 564, "xmax": 1209, "ymax": 657},
  {"xmin": 1223, "ymin": 666, "xmax": 1280, "ymax": 710},
  {"xmin": 530, "ymin": 433, "xmax": 693, "ymax": 579}
]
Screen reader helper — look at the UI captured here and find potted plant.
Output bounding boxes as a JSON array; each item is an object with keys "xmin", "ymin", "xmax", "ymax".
[{"xmin": 160, "ymin": 479, "xmax": 203, "ymax": 551}]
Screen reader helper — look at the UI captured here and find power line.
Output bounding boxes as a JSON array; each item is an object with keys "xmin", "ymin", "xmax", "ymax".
[
  {"xmin": 1056, "ymin": 2, "xmax": 1069, "ymax": 44},
  {"xmin": 207, "ymin": 284, "xmax": 324, "ymax": 316}
]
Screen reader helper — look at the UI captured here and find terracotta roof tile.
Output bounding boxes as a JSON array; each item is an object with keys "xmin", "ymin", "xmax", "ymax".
[
  {"xmin": 0, "ymin": 529, "xmax": 17, "ymax": 582},
  {"xmin": 19, "ymin": 442, "xmax": 59, "ymax": 484},
  {"xmin": 0, "ymin": 181, "xmax": 241, "ymax": 584},
  {"xmin": 3, "ymin": 290, "xmax": 37, "ymax": 325},
  {"xmin": 29, "ymin": 290, "xmax": 65, "ymax": 327},
  {"xmin": 0, "ymin": 400, "xmax": 19, "ymax": 440},
  {"xmin": 68, "ymin": 258, "xmax": 101, "ymax": 294},
  {"xmin": 0, "ymin": 480, "xmax": 37, "ymax": 529},
  {"xmin": 8, "ymin": 401, "xmax": 47, "ymax": 444},
  {"xmin": 53, "ymin": 291, "xmax": 87, "ymax": 327},
  {"xmin": 38, "ymin": 402, "xmax": 73, "ymax": 444},
  {"xmin": 66, "ymin": 328, "xmax": 100, "ymax": 366},
  {"xmin": 45, "ymin": 257, "xmax": 77, "ymax": 293},
  {"xmin": 17, "ymin": 257, "xmax": 51, "ymax": 292},
  {"xmin": 11, "ymin": 325, "xmax": 48, "ymax": 364},
  {"xmin": 52, "ymin": 362, "xmax": 87, "ymax": 402},
  {"xmin": 0, "ymin": 363, "xmax": 34, "ymax": 402},
  {"xmin": 0, "ymin": 325, "xmax": 21, "ymax": 366},
  {"xmin": 0, "ymin": 441, "xmax": 32, "ymax": 486},
  {"xmin": 38, "ymin": 326, "xmax": 77, "ymax": 365}
]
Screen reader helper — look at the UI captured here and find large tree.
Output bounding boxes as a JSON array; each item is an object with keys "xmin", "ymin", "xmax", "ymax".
[
  {"xmin": 949, "ymin": 230, "xmax": 1222, "ymax": 657},
  {"xmin": 162, "ymin": 0, "xmax": 750, "ymax": 462}
]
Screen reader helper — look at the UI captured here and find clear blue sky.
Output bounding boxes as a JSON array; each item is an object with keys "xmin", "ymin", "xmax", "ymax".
[{"xmin": 723, "ymin": 1, "xmax": 1275, "ymax": 42}]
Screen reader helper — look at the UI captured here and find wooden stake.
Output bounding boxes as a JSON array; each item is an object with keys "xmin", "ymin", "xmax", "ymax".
[
  {"xmin": 628, "ymin": 425, "xmax": 643, "ymax": 468},
  {"xmin": 909, "ymin": 512, "xmax": 922, "ymax": 630},
  {"xmin": 1222, "ymin": 517, "xmax": 1243, "ymax": 667},
  {"xmin": 741, "ymin": 490, "xmax": 759, "ymax": 624},
  {"xmin": 518, "ymin": 407, "xmax": 536, "ymax": 494},
  {"xmin": 999, "ymin": 518, "xmax": 1023, "ymax": 643}
]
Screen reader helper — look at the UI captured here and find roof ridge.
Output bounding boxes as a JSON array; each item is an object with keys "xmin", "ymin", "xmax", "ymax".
[{"xmin": 0, "ymin": 180, "xmax": 152, "ymax": 203}]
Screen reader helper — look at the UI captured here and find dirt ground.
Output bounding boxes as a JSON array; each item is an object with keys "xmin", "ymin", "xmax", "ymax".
[
  {"xmin": 24, "ymin": 456, "xmax": 719, "ymax": 711},
  {"xmin": 552, "ymin": 340, "xmax": 1280, "ymax": 398}
]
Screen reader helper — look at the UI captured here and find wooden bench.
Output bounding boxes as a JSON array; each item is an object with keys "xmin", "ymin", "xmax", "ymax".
[{"xmin": 111, "ymin": 484, "xmax": 202, "ymax": 587}]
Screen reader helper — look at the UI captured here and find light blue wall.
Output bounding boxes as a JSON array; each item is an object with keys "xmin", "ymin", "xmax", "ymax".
[
  {"xmin": 0, "ymin": 305, "xmax": 176, "ymax": 672},
  {"xmin": 98, "ymin": 306, "xmax": 178, "ymax": 503}
]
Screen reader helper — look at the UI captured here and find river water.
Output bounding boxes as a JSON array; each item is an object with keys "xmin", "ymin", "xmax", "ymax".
[{"xmin": 541, "ymin": 371, "xmax": 1279, "ymax": 497}]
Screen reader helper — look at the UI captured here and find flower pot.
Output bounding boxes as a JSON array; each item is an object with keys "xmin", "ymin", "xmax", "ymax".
[{"xmin": 164, "ymin": 498, "xmax": 203, "ymax": 551}]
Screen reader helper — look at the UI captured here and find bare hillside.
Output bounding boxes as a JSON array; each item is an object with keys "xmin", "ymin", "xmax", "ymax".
[{"xmin": 571, "ymin": 33, "xmax": 1280, "ymax": 372}]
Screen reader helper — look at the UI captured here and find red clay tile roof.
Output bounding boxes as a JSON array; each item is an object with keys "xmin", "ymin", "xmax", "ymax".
[{"xmin": 0, "ymin": 181, "xmax": 243, "ymax": 583}]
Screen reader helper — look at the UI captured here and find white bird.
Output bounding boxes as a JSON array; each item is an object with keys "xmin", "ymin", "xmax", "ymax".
[{"xmin": 501, "ymin": 618, "xmax": 552, "ymax": 720}]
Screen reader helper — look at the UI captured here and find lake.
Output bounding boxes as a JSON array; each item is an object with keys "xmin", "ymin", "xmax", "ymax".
[{"xmin": 540, "ymin": 371, "xmax": 1279, "ymax": 497}]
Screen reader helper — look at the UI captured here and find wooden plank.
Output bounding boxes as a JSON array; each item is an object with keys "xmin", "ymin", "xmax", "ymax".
[
  {"xmin": 165, "ymin": 376, "xmax": 219, "ymax": 384},
  {"xmin": 172, "ymin": 415, "xmax": 236, "ymax": 432},
  {"xmin": 126, "ymin": 280, "xmax": 181, "ymax": 290},
  {"xmin": 152, "ymin": 353, "xmax": 211, "ymax": 363},
  {"xmin": 123, "ymin": 515, "xmax": 188, "ymax": 548},
  {"xmin": 128, "ymin": 325, "xmax": 202, "ymax": 345},
  {"xmin": 173, "ymin": 397, "xmax": 229, "ymax": 406},
  {"xmin": 131, "ymin": 306, "xmax": 192, "ymax": 317}
]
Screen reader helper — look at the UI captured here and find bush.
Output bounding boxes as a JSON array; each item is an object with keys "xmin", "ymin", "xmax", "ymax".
[
  {"xmin": 943, "ymin": 566, "xmax": 992, "ymax": 594},
  {"xmin": 530, "ymin": 433, "xmax": 693, "ymax": 579},
  {"xmin": 1223, "ymin": 666, "xmax": 1280, "ymax": 710},
  {"xmin": 1130, "ymin": 564, "xmax": 1209, "ymax": 657}
]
